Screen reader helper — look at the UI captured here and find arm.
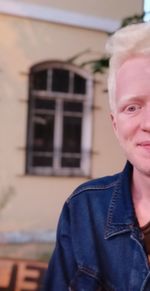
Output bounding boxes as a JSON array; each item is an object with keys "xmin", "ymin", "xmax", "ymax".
[{"xmin": 44, "ymin": 202, "xmax": 77, "ymax": 290}]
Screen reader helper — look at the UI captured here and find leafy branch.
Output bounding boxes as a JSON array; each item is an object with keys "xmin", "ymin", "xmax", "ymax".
[{"xmin": 67, "ymin": 12, "xmax": 146, "ymax": 74}]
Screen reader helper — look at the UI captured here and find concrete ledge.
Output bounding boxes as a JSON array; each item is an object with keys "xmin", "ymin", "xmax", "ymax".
[
  {"xmin": 0, "ymin": 230, "xmax": 56, "ymax": 243},
  {"xmin": 0, "ymin": 0, "xmax": 120, "ymax": 33}
]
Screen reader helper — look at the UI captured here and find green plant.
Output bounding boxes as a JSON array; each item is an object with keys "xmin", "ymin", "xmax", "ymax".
[{"xmin": 67, "ymin": 12, "xmax": 146, "ymax": 74}]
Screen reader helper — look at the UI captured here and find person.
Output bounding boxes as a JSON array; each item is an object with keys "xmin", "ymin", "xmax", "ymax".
[{"xmin": 44, "ymin": 22, "xmax": 150, "ymax": 290}]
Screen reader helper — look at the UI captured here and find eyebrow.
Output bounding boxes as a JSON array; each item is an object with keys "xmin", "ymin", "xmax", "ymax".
[{"xmin": 119, "ymin": 95, "xmax": 146, "ymax": 102}]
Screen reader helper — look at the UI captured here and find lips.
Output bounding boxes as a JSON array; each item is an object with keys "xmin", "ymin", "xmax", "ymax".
[
  {"xmin": 137, "ymin": 141, "xmax": 150, "ymax": 152},
  {"xmin": 138, "ymin": 141, "xmax": 150, "ymax": 146}
]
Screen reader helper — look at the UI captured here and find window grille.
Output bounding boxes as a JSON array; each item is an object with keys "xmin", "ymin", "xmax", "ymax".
[{"xmin": 26, "ymin": 61, "xmax": 93, "ymax": 176}]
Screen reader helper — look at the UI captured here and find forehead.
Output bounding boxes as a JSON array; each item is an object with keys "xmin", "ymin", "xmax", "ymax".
[
  {"xmin": 116, "ymin": 56, "xmax": 150, "ymax": 102},
  {"xmin": 117, "ymin": 56, "xmax": 150, "ymax": 77}
]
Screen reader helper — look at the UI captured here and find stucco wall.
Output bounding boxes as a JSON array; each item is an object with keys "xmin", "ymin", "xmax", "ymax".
[{"xmin": 0, "ymin": 8, "xmax": 136, "ymax": 237}]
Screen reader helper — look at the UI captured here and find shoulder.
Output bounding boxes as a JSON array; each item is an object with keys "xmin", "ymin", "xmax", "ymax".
[
  {"xmin": 58, "ymin": 171, "xmax": 122, "ymax": 236},
  {"xmin": 67, "ymin": 171, "xmax": 121, "ymax": 203}
]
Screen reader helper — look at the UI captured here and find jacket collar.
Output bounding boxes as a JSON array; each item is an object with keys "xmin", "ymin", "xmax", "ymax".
[{"xmin": 105, "ymin": 162, "xmax": 137, "ymax": 239}]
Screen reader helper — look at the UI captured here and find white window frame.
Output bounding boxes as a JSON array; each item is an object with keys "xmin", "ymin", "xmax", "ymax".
[{"xmin": 26, "ymin": 61, "xmax": 93, "ymax": 177}]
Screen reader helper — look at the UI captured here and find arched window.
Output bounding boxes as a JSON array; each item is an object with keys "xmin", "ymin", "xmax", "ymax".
[{"xmin": 26, "ymin": 61, "xmax": 93, "ymax": 176}]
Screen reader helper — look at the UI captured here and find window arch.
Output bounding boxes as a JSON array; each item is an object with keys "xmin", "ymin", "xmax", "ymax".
[{"xmin": 26, "ymin": 61, "xmax": 93, "ymax": 176}]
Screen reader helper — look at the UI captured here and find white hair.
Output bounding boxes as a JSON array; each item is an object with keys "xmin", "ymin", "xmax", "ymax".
[{"xmin": 106, "ymin": 22, "xmax": 150, "ymax": 112}]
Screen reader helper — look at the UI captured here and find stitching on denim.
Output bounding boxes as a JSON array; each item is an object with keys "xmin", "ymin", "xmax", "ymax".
[
  {"xmin": 78, "ymin": 265, "xmax": 101, "ymax": 281},
  {"xmin": 69, "ymin": 265, "xmax": 116, "ymax": 290},
  {"xmin": 105, "ymin": 227, "xmax": 132, "ymax": 239},
  {"xmin": 131, "ymin": 233, "xmax": 150, "ymax": 272},
  {"xmin": 104, "ymin": 172, "xmax": 123, "ymax": 238},
  {"xmin": 107, "ymin": 178, "xmax": 121, "ymax": 225},
  {"xmin": 67, "ymin": 178, "xmax": 119, "ymax": 203},
  {"xmin": 140, "ymin": 269, "xmax": 150, "ymax": 290},
  {"xmin": 104, "ymin": 170, "xmax": 135, "ymax": 238},
  {"xmin": 68, "ymin": 266, "xmax": 101, "ymax": 290}
]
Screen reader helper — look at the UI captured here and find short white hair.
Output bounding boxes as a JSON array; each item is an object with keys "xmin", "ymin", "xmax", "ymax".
[{"xmin": 106, "ymin": 22, "xmax": 150, "ymax": 112}]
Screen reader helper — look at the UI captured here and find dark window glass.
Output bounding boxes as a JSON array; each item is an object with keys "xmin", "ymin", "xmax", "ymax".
[
  {"xmin": 27, "ymin": 64, "xmax": 90, "ymax": 174},
  {"xmin": 32, "ymin": 155, "xmax": 53, "ymax": 167},
  {"xmin": 52, "ymin": 69, "xmax": 69, "ymax": 92},
  {"xmin": 32, "ymin": 70, "xmax": 47, "ymax": 90},
  {"xmin": 62, "ymin": 116, "xmax": 81, "ymax": 153},
  {"xmin": 33, "ymin": 114, "xmax": 54, "ymax": 152},
  {"xmin": 34, "ymin": 98, "xmax": 55, "ymax": 110},
  {"xmin": 74, "ymin": 74, "xmax": 86, "ymax": 94},
  {"xmin": 61, "ymin": 157, "xmax": 80, "ymax": 168},
  {"xmin": 63, "ymin": 101, "xmax": 83, "ymax": 112}
]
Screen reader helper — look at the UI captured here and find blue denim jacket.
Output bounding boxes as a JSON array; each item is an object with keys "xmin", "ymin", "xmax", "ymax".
[{"xmin": 44, "ymin": 162, "xmax": 150, "ymax": 290}]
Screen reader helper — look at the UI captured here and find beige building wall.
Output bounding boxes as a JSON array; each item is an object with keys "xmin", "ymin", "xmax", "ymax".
[{"xmin": 0, "ymin": 0, "xmax": 143, "ymax": 240}]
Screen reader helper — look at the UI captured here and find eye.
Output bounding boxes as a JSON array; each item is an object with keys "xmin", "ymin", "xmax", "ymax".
[{"xmin": 125, "ymin": 104, "xmax": 141, "ymax": 113}]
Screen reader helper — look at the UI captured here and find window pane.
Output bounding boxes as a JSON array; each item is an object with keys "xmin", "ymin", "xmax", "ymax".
[
  {"xmin": 52, "ymin": 69, "xmax": 69, "ymax": 92},
  {"xmin": 32, "ymin": 70, "xmax": 47, "ymax": 90},
  {"xmin": 62, "ymin": 116, "xmax": 81, "ymax": 153},
  {"xmin": 61, "ymin": 157, "xmax": 80, "ymax": 168},
  {"xmin": 63, "ymin": 101, "xmax": 83, "ymax": 112},
  {"xmin": 34, "ymin": 98, "xmax": 55, "ymax": 110},
  {"xmin": 33, "ymin": 114, "xmax": 54, "ymax": 152},
  {"xmin": 32, "ymin": 155, "xmax": 53, "ymax": 167},
  {"xmin": 74, "ymin": 74, "xmax": 86, "ymax": 94}
]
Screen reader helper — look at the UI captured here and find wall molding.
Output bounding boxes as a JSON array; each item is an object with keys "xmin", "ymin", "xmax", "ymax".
[{"xmin": 0, "ymin": 0, "xmax": 120, "ymax": 33}]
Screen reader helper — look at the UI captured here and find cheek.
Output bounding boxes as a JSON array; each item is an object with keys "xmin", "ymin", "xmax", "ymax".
[
  {"xmin": 114, "ymin": 121, "xmax": 133, "ymax": 142},
  {"xmin": 111, "ymin": 113, "xmax": 137, "ymax": 142},
  {"xmin": 117, "ymin": 126, "xmax": 128, "ymax": 140}
]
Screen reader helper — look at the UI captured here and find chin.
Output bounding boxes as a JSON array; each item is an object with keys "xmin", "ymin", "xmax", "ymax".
[
  {"xmin": 140, "ymin": 167, "xmax": 150, "ymax": 177},
  {"xmin": 133, "ymin": 161, "xmax": 150, "ymax": 177},
  {"xmin": 127, "ymin": 155, "xmax": 150, "ymax": 177}
]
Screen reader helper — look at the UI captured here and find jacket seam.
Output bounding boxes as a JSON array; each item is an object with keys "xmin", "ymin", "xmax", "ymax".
[
  {"xmin": 67, "ymin": 179, "xmax": 119, "ymax": 202},
  {"xmin": 72, "ymin": 265, "xmax": 101, "ymax": 281},
  {"xmin": 78, "ymin": 265, "xmax": 101, "ymax": 281}
]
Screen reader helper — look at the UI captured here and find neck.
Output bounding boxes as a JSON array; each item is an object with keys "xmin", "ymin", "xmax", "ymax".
[
  {"xmin": 132, "ymin": 168, "xmax": 150, "ymax": 199},
  {"xmin": 132, "ymin": 168, "xmax": 150, "ymax": 227}
]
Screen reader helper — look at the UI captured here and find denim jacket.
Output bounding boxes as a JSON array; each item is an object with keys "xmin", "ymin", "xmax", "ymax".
[{"xmin": 44, "ymin": 162, "xmax": 150, "ymax": 290}]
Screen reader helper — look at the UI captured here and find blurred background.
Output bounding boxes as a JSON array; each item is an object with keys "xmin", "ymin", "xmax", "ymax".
[{"xmin": 0, "ymin": 0, "xmax": 147, "ymax": 289}]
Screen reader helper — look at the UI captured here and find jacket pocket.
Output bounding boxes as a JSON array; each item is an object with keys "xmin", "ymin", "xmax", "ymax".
[{"xmin": 69, "ymin": 267, "xmax": 115, "ymax": 291}]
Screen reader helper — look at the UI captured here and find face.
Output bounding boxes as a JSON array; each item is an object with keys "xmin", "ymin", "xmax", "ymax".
[{"xmin": 111, "ymin": 56, "xmax": 150, "ymax": 176}]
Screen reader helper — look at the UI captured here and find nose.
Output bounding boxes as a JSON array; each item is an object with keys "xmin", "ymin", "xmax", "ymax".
[{"xmin": 140, "ymin": 104, "xmax": 150, "ymax": 132}]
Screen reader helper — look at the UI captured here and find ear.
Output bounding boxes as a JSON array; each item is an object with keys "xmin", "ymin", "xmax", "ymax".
[{"xmin": 110, "ymin": 113, "xmax": 118, "ymax": 138}]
